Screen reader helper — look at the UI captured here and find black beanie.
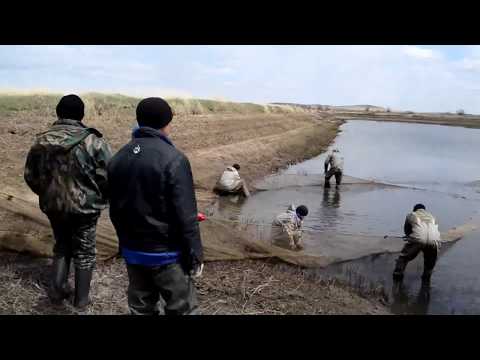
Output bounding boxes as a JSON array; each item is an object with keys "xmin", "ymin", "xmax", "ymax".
[
  {"xmin": 296, "ymin": 205, "xmax": 309, "ymax": 218},
  {"xmin": 56, "ymin": 94, "xmax": 85, "ymax": 121},
  {"xmin": 136, "ymin": 97, "xmax": 173, "ymax": 129},
  {"xmin": 413, "ymin": 203, "xmax": 426, "ymax": 212}
]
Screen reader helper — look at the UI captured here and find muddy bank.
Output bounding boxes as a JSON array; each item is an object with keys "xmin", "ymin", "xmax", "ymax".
[{"xmin": 329, "ymin": 110, "xmax": 480, "ymax": 129}]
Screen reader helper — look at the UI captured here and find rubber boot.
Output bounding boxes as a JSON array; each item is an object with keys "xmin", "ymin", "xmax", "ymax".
[
  {"xmin": 324, "ymin": 178, "xmax": 331, "ymax": 188},
  {"xmin": 48, "ymin": 256, "xmax": 73, "ymax": 304},
  {"xmin": 73, "ymin": 267, "xmax": 93, "ymax": 310},
  {"xmin": 392, "ymin": 268, "xmax": 404, "ymax": 282},
  {"xmin": 421, "ymin": 270, "xmax": 432, "ymax": 284}
]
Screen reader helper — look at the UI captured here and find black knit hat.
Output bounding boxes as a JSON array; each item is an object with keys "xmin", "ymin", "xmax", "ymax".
[
  {"xmin": 136, "ymin": 97, "xmax": 173, "ymax": 129},
  {"xmin": 296, "ymin": 205, "xmax": 309, "ymax": 218},
  {"xmin": 56, "ymin": 94, "xmax": 85, "ymax": 121},
  {"xmin": 413, "ymin": 203, "xmax": 426, "ymax": 212}
]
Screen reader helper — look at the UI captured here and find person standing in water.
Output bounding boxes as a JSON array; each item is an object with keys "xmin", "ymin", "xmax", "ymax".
[
  {"xmin": 324, "ymin": 148, "xmax": 344, "ymax": 188},
  {"xmin": 393, "ymin": 203, "xmax": 441, "ymax": 282}
]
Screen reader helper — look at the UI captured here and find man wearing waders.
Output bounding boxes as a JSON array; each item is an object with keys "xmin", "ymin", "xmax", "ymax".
[
  {"xmin": 24, "ymin": 95, "xmax": 112, "ymax": 310},
  {"xmin": 324, "ymin": 148, "xmax": 344, "ymax": 188},
  {"xmin": 108, "ymin": 97, "xmax": 203, "ymax": 315},
  {"xmin": 272, "ymin": 204, "xmax": 309, "ymax": 250},
  {"xmin": 214, "ymin": 164, "xmax": 251, "ymax": 197},
  {"xmin": 393, "ymin": 204, "xmax": 441, "ymax": 282}
]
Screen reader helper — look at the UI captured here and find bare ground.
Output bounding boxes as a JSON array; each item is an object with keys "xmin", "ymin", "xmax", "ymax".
[{"xmin": 0, "ymin": 251, "xmax": 388, "ymax": 315}]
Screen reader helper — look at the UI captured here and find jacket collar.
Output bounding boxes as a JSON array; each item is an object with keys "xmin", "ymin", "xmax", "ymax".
[
  {"xmin": 53, "ymin": 118, "xmax": 87, "ymax": 128},
  {"xmin": 133, "ymin": 126, "xmax": 174, "ymax": 147}
]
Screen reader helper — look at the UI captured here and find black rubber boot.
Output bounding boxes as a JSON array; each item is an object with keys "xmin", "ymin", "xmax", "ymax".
[
  {"xmin": 392, "ymin": 270, "xmax": 404, "ymax": 282},
  {"xmin": 73, "ymin": 267, "xmax": 93, "ymax": 310},
  {"xmin": 421, "ymin": 270, "xmax": 432, "ymax": 284},
  {"xmin": 48, "ymin": 256, "xmax": 73, "ymax": 304}
]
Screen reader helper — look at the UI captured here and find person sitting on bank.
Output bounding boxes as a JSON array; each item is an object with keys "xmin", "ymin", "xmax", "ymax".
[
  {"xmin": 324, "ymin": 148, "xmax": 344, "ymax": 188},
  {"xmin": 214, "ymin": 164, "xmax": 250, "ymax": 197},
  {"xmin": 271, "ymin": 204, "xmax": 309, "ymax": 250},
  {"xmin": 393, "ymin": 203, "xmax": 441, "ymax": 283}
]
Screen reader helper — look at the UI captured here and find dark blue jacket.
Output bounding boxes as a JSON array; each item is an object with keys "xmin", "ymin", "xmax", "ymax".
[{"xmin": 107, "ymin": 127, "xmax": 203, "ymax": 271}]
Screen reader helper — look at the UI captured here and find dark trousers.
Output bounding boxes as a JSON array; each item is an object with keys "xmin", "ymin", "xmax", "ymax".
[
  {"xmin": 393, "ymin": 241, "xmax": 438, "ymax": 278},
  {"xmin": 325, "ymin": 169, "xmax": 343, "ymax": 186},
  {"xmin": 126, "ymin": 263, "xmax": 199, "ymax": 315},
  {"xmin": 47, "ymin": 213, "xmax": 99, "ymax": 270}
]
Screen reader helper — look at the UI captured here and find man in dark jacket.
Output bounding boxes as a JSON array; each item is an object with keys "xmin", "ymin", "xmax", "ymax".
[
  {"xmin": 24, "ymin": 94, "xmax": 112, "ymax": 309},
  {"xmin": 107, "ymin": 97, "xmax": 203, "ymax": 315}
]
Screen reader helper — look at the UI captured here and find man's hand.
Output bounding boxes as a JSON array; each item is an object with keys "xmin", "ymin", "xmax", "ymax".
[{"xmin": 190, "ymin": 263, "xmax": 204, "ymax": 278}]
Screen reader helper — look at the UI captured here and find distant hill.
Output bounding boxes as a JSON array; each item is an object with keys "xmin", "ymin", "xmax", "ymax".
[{"xmin": 270, "ymin": 102, "xmax": 386, "ymax": 112}]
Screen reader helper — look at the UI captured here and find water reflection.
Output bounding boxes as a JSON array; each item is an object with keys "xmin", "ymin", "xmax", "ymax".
[
  {"xmin": 391, "ymin": 279, "xmax": 431, "ymax": 315},
  {"xmin": 322, "ymin": 187, "xmax": 341, "ymax": 208}
]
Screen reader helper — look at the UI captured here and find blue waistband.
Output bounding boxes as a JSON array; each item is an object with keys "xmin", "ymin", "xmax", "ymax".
[{"xmin": 121, "ymin": 247, "xmax": 180, "ymax": 267}]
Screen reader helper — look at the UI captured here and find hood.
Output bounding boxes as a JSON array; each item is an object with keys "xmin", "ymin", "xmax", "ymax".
[
  {"xmin": 287, "ymin": 204, "xmax": 296, "ymax": 214},
  {"xmin": 36, "ymin": 119, "xmax": 101, "ymax": 152}
]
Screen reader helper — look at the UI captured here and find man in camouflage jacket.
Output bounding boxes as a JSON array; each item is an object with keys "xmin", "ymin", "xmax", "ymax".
[{"xmin": 24, "ymin": 95, "xmax": 112, "ymax": 309}]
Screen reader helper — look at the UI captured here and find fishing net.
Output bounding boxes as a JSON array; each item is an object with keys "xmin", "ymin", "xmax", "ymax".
[
  {"xmin": 0, "ymin": 179, "xmax": 478, "ymax": 268},
  {"xmin": 254, "ymin": 173, "xmax": 385, "ymax": 191}
]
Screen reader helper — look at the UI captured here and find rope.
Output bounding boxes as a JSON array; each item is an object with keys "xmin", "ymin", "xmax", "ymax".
[
  {"xmin": 206, "ymin": 215, "xmax": 404, "ymax": 239},
  {"xmin": 258, "ymin": 173, "xmax": 480, "ymax": 201}
]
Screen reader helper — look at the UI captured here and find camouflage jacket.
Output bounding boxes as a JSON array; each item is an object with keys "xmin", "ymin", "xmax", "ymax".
[
  {"xmin": 272, "ymin": 204, "xmax": 303, "ymax": 244},
  {"xmin": 24, "ymin": 118, "xmax": 112, "ymax": 216}
]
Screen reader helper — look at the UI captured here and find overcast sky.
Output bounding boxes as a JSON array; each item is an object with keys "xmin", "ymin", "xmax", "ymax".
[{"xmin": 1, "ymin": 45, "xmax": 479, "ymax": 113}]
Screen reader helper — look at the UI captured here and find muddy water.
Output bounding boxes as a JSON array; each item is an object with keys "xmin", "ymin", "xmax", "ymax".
[{"xmin": 212, "ymin": 120, "xmax": 480, "ymax": 314}]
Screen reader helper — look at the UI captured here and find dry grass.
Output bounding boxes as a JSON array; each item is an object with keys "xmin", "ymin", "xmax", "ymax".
[
  {"xmin": 0, "ymin": 93, "xmax": 310, "ymax": 118},
  {"xmin": 0, "ymin": 252, "xmax": 388, "ymax": 315}
]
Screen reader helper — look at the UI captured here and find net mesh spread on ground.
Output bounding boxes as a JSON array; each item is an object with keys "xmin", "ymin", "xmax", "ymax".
[{"xmin": 1, "ymin": 173, "xmax": 478, "ymax": 269}]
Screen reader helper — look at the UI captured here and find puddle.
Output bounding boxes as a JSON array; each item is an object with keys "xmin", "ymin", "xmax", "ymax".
[{"xmin": 209, "ymin": 120, "xmax": 480, "ymax": 314}]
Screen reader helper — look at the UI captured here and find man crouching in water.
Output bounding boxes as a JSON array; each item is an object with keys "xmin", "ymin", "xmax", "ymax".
[
  {"xmin": 214, "ymin": 164, "xmax": 251, "ymax": 197},
  {"xmin": 393, "ymin": 203, "xmax": 441, "ymax": 283},
  {"xmin": 272, "ymin": 204, "xmax": 309, "ymax": 250}
]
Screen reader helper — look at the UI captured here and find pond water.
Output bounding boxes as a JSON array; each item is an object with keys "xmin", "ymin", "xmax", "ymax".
[{"xmin": 211, "ymin": 120, "xmax": 480, "ymax": 314}]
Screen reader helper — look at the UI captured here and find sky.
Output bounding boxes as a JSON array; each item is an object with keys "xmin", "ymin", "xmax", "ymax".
[{"xmin": 1, "ymin": 45, "xmax": 480, "ymax": 113}]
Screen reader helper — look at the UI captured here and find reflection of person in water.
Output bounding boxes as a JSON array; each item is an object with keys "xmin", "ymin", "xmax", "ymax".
[
  {"xmin": 322, "ymin": 186, "xmax": 341, "ymax": 208},
  {"xmin": 391, "ymin": 280, "xmax": 431, "ymax": 315},
  {"xmin": 319, "ymin": 186, "xmax": 342, "ymax": 233}
]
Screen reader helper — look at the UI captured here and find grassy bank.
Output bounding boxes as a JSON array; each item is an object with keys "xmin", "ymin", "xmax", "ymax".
[{"xmin": 0, "ymin": 93, "xmax": 311, "ymax": 117}]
